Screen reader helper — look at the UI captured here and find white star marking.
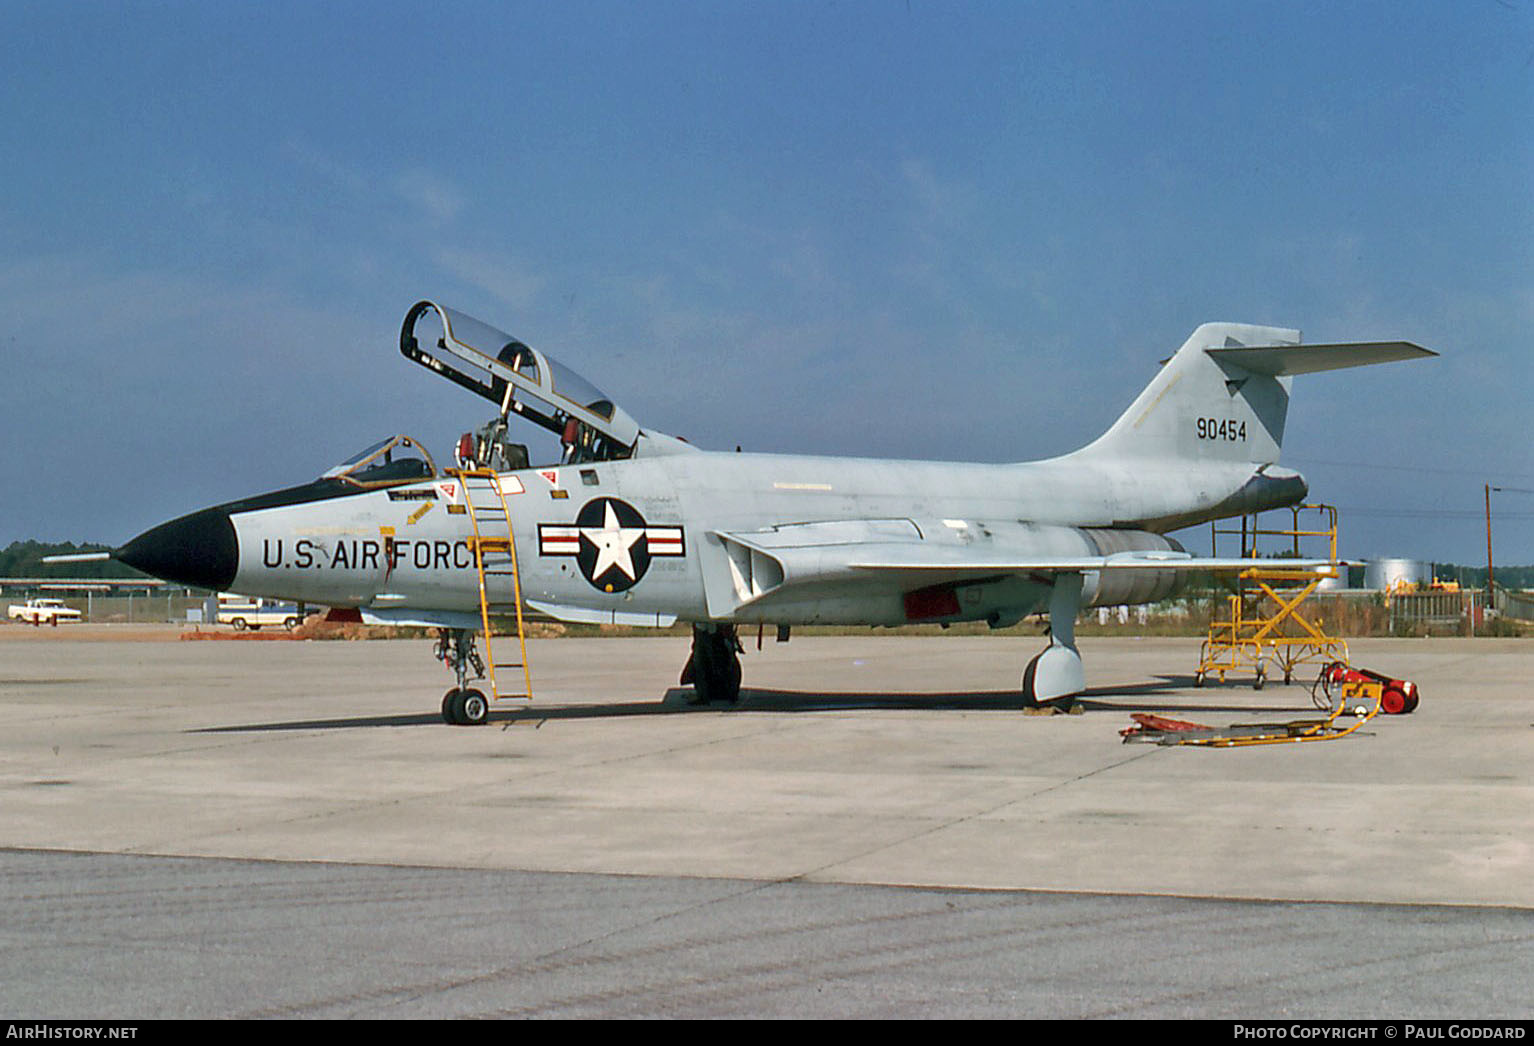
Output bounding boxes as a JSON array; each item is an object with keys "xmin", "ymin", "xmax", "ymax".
[{"xmin": 582, "ymin": 501, "xmax": 645, "ymax": 581}]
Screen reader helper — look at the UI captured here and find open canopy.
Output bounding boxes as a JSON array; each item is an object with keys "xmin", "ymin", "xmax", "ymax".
[{"xmin": 400, "ymin": 300, "xmax": 641, "ymax": 462}]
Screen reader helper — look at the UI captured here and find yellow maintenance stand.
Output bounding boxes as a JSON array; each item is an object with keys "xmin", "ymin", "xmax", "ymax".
[{"xmin": 1195, "ymin": 503, "xmax": 1348, "ymax": 689}]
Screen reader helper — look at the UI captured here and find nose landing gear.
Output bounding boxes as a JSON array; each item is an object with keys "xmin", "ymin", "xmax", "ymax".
[{"xmin": 436, "ymin": 628, "xmax": 490, "ymax": 725}]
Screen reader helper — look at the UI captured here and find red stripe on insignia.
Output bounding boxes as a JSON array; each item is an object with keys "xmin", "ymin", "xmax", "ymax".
[
  {"xmin": 539, "ymin": 526, "xmax": 581, "ymax": 555},
  {"xmin": 646, "ymin": 529, "xmax": 684, "ymax": 554}
]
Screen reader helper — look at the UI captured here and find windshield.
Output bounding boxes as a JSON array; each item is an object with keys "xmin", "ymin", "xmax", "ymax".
[{"xmin": 320, "ymin": 434, "xmax": 437, "ymax": 487}]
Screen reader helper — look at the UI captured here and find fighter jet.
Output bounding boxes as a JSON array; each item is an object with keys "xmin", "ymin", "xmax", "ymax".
[{"xmin": 107, "ymin": 301, "xmax": 1434, "ymax": 723}]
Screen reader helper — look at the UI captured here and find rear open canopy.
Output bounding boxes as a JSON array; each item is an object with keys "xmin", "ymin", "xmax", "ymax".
[{"xmin": 400, "ymin": 300, "xmax": 642, "ymax": 460}]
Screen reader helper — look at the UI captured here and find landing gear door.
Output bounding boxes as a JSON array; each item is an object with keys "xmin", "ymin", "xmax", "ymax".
[{"xmin": 400, "ymin": 300, "xmax": 641, "ymax": 461}]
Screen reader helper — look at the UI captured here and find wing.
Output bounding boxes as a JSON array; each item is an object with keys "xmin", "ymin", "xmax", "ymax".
[{"xmin": 700, "ymin": 518, "xmax": 1337, "ymax": 624}]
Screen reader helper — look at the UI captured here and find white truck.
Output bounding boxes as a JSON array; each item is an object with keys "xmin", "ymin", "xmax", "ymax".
[
  {"xmin": 8, "ymin": 597, "xmax": 84, "ymax": 626},
  {"xmin": 215, "ymin": 594, "xmax": 304, "ymax": 631}
]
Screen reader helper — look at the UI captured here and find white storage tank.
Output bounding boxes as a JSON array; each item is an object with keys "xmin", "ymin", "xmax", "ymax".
[{"xmin": 1364, "ymin": 558, "xmax": 1433, "ymax": 592}]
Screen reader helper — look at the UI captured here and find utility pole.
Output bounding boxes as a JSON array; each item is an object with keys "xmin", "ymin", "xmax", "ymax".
[{"xmin": 1485, "ymin": 484, "xmax": 1494, "ymax": 596}]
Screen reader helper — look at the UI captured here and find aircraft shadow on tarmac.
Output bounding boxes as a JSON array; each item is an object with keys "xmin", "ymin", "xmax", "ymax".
[{"xmin": 192, "ymin": 675, "xmax": 1322, "ymax": 732}]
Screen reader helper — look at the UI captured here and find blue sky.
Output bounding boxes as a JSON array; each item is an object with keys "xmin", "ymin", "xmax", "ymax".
[{"xmin": 2, "ymin": 1, "xmax": 1530, "ymax": 563}]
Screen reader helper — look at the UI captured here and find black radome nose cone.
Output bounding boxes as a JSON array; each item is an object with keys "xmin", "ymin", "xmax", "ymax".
[{"xmin": 116, "ymin": 507, "xmax": 238, "ymax": 592}]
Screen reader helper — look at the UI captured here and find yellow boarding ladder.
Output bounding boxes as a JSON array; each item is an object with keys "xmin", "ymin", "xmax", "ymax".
[{"xmin": 452, "ymin": 468, "xmax": 532, "ymax": 706}]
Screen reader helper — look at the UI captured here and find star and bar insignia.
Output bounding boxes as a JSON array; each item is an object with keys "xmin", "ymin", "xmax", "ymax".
[{"xmin": 538, "ymin": 497, "xmax": 685, "ymax": 592}]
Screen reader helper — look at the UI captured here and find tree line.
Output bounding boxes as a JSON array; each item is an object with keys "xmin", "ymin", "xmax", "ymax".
[{"xmin": 0, "ymin": 541, "xmax": 147, "ymax": 579}]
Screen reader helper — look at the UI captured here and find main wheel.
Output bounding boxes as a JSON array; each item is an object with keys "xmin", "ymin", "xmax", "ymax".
[
  {"xmin": 689, "ymin": 629, "xmax": 742, "ymax": 704},
  {"xmin": 1021, "ymin": 652, "xmax": 1041, "ymax": 708},
  {"xmin": 693, "ymin": 651, "xmax": 742, "ymax": 704}
]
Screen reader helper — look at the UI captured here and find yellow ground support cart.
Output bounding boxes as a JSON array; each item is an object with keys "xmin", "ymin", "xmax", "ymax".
[{"xmin": 1195, "ymin": 504, "xmax": 1348, "ymax": 689}]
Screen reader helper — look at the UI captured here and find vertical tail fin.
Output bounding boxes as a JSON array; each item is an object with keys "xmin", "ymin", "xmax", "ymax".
[
  {"xmin": 1072, "ymin": 323, "xmax": 1435, "ymax": 467},
  {"xmin": 1076, "ymin": 323, "xmax": 1299, "ymax": 467}
]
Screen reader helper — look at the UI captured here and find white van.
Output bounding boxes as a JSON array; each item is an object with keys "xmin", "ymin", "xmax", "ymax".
[{"xmin": 216, "ymin": 593, "xmax": 304, "ymax": 631}]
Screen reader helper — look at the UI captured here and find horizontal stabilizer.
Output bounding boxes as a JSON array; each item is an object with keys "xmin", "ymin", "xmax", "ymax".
[{"xmin": 1206, "ymin": 342, "xmax": 1435, "ymax": 376}]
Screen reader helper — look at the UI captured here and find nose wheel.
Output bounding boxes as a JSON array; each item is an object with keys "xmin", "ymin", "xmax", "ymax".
[{"xmin": 442, "ymin": 687, "xmax": 490, "ymax": 726}]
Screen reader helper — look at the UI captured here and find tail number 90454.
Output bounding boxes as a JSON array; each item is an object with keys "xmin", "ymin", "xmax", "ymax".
[{"xmin": 1195, "ymin": 418, "xmax": 1247, "ymax": 442}]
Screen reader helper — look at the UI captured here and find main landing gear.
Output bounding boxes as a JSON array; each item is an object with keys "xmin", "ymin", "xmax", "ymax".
[
  {"xmin": 1022, "ymin": 572, "xmax": 1087, "ymax": 709},
  {"xmin": 679, "ymin": 576, "xmax": 1090, "ymax": 712},
  {"xmin": 436, "ymin": 628, "xmax": 490, "ymax": 725},
  {"xmin": 681, "ymin": 624, "xmax": 742, "ymax": 705}
]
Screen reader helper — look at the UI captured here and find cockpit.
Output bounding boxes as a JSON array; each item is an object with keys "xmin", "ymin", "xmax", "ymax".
[
  {"xmin": 319, "ymin": 434, "xmax": 438, "ymax": 487},
  {"xmin": 400, "ymin": 301, "xmax": 643, "ymax": 469}
]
